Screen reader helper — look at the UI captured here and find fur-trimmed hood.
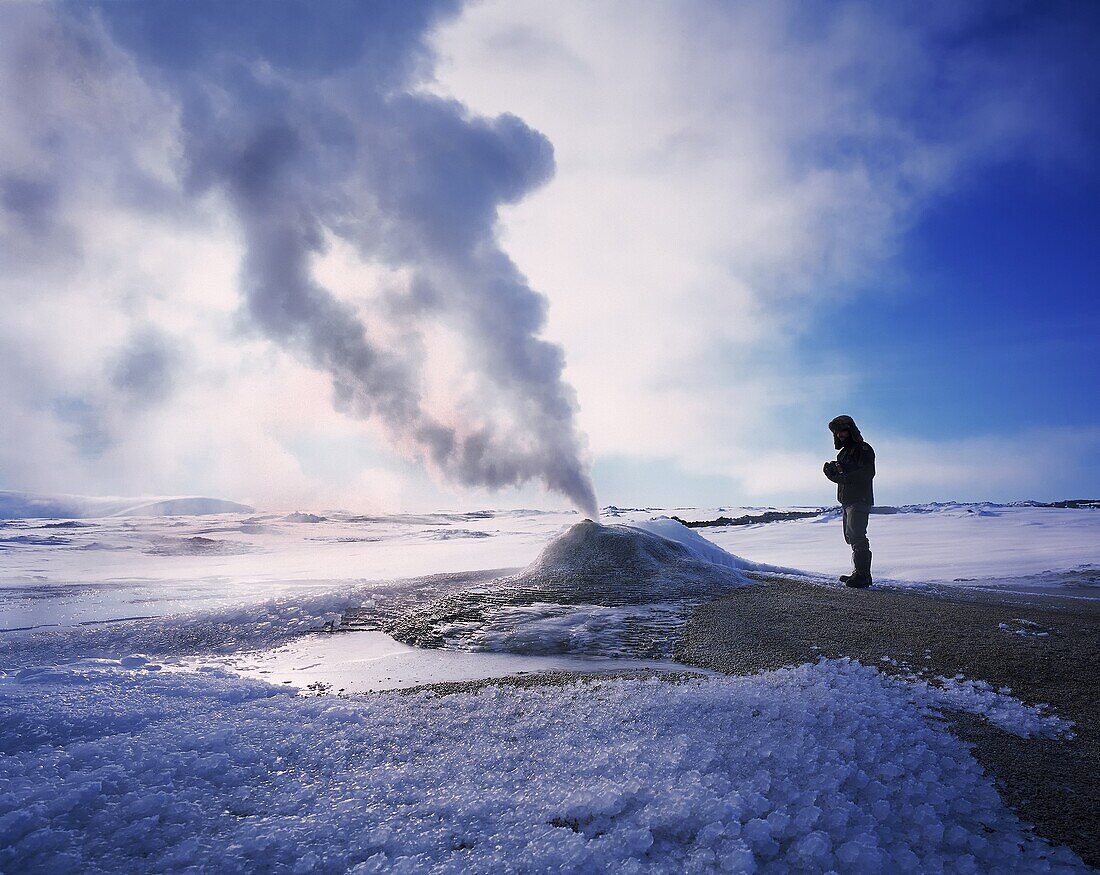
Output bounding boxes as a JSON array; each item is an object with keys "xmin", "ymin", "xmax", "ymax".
[{"xmin": 828, "ymin": 414, "xmax": 864, "ymax": 450}]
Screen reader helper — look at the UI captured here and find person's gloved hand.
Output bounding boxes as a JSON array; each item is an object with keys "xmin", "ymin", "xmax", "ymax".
[{"xmin": 823, "ymin": 461, "xmax": 844, "ymax": 478}]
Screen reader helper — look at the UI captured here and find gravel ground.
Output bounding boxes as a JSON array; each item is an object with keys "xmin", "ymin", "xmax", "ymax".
[{"xmin": 677, "ymin": 574, "xmax": 1100, "ymax": 868}]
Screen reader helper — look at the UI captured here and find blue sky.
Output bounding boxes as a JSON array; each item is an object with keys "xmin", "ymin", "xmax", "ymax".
[
  {"xmin": 827, "ymin": 2, "xmax": 1100, "ymax": 449},
  {"xmin": 0, "ymin": 1, "xmax": 1097, "ymax": 511},
  {"xmin": 816, "ymin": 156, "xmax": 1100, "ymax": 433},
  {"xmin": 817, "ymin": 6, "xmax": 1100, "ymax": 444}
]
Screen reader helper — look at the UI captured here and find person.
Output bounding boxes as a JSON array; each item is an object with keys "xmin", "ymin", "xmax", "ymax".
[{"xmin": 823, "ymin": 415, "xmax": 875, "ymax": 588}]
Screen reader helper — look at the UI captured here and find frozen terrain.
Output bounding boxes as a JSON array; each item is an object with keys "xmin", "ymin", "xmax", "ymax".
[
  {"xmin": 697, "ymin": 503, "xmax": 1100, "ymax": 589},
  {"xmin": 1, "ymin": 659, "xmax": 1083, "ymax": 873},
  {"xmin": 2, "ymin": 501, "xmax": 1095, "ymax": 634},
  {"xmin": 1, "ymin": 497, "xmax": 1097, "ymax": 871}
]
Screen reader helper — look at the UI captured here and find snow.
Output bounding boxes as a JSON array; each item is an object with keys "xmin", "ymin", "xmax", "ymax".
[
  {"xmin": 997, "ymin": 619, "xmax": 1051, "ymax": 638},
  {"xmin": 0, "ymin": 658, "xmax": 1084, "ymax": 873},
  {"xmin": 0, "ymin": 587, "xmax": 368, "ymax": 670},
  {"xmin": 0, "ymin": 500, "xmax": 1094, "ymax": 870},
  {"xmin": 0, "ymin": 518, "xmax": 747, "ymax": 673},
  {"xmin": 623, "ymin": 517, "xmax": 763, "ymax": 571},
  {"xmin": 1, "ymin": 503, "xmax": 1095, "ymax": 638},
  {"xmin": 0, "ymin": 509, "xmax": 576, "ymax": 630},
  {"xmin": 698, "ymin": 503, "xmax": 1100, "ymax": 586},
  {"xmin": 908, "ymin": 674, "xmax": 1071, "ymax": 740}
]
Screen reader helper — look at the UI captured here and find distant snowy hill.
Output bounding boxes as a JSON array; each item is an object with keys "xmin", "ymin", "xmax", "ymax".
[{"xmin": 0, "ymin": 491, "xmax": 254, "ymax": 520}]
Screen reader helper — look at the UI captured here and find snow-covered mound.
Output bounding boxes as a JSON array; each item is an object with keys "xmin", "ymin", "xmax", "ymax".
[
  {"xmin": 623, "ymin": 517, "xmax": 762, "ymax": 571},
  {"xmin": 385, "ymin": 520, "xmax": 751, "ymax": 658},
  {"xmin": 0, "ymin": 491, "xmax": 253, "ymax": 520},
  {"xmin": 506, "ymin": 519, "xmax": 748, "ymax": 600}
]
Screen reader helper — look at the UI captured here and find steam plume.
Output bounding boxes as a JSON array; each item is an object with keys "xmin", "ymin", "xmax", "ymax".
[{"xmin": 91, "ymin": 0, "xmax": 598, "ymax": 516}]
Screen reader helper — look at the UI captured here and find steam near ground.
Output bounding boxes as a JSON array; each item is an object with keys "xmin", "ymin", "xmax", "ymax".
[{"xmin": 1, "ymin": 496, "xmax": 1096, "ymax": 871}]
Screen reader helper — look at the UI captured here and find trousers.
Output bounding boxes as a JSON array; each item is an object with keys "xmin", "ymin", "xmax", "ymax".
[{"xmin": 842, "ymin": 503, "xmax": 870, "ymax": 553}]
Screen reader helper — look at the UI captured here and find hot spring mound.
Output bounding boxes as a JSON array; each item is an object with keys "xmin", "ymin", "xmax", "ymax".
[{"xmin": 383, "ymin": 521, "xmax": 748, "ymax": 658}]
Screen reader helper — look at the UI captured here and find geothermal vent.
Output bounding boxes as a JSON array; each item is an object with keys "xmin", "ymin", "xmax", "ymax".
[{"xmin": 383, "ymin": 520, "xmax": 750, "ymax": 659}]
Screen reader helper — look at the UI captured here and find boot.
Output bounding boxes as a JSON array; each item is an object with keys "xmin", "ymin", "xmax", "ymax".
[
  {"xmin": 839, "ymin": 549, "xmax": 859, "ymax": 583},
  {"xmin": 846, "ymin": 550, "xmax": 872, "ymax": 588}
]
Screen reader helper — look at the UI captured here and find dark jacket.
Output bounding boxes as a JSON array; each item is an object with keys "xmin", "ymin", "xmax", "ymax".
[{"xmin": 825, "ymin": 415, "xmax": 875, "ymax": 506}]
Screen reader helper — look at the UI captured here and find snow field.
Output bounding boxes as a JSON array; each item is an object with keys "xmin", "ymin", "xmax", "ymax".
[
  {"xmin": 0, "ymin": 587, "xmax": 370, "ymax": 670},
  {"xmin": 701, "ymin": 505, "xmax": 1100, "ymax": 584},
  {"xmin": 3, "ymin": 504, "xmax": 1096, "ymax": 639},
  {"xmin": 0, "ymin": 658, "xmax": 1084, "ymax": 874}
]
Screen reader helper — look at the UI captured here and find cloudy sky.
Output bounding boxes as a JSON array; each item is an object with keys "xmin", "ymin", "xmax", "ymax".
[{"xmin": 1, "ymin": 1, "xmax": 1097, "ymax": 513}]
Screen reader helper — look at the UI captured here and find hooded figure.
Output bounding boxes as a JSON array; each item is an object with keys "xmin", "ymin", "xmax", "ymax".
[{"xmin": 824, "ymin": 415, "xmax": 875, "ymax": 587}]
